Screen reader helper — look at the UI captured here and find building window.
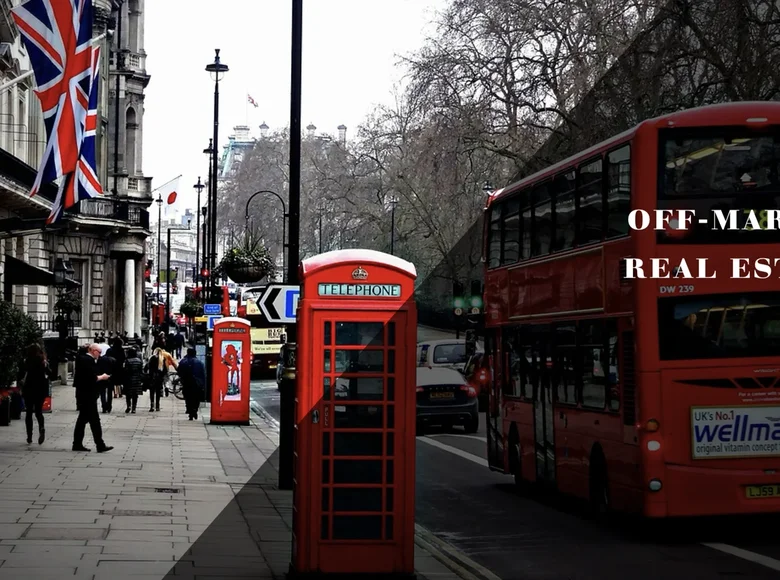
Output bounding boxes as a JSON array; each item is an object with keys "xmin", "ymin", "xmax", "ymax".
[{"xmin": 125, "ymin": 107, "xmax": 137, "ymax": 176}]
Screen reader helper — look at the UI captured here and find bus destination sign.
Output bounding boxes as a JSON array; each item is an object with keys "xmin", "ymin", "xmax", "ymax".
[{"xmin": 318, "ymin": 283, "xmax": 401, "ymax": 297}]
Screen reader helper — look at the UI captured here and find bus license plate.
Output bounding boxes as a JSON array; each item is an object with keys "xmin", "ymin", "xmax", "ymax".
[
  {"xmin": 430, "ymin": 391, "xmax": 454, "ymax": 400},
  {"xmin": 745, "ymin": 485, "xmax": 780, "ymax": 499}
]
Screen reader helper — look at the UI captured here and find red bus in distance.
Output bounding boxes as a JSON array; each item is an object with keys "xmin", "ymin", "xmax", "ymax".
[
  {"xmin": 186, "ymin": 285, "xmax": 231, "ymax": 318},
  {"xmin": 482, "ymin": 101, "xmax": 780, "ymax": 517}
]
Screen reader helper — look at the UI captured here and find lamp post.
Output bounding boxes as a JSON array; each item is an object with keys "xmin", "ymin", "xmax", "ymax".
[
  {"xmin": 202, "ymin": 140, "xmax": 214, "ymax": 290},
  {"xmin": 388, "ymin": 195, "xmax": 399, "ymax": 256},
  {"xmin": 206, "ymin": 50, "xmax": 228, "ymax": 291},
  {"xmin": 166, "ymin": 218, "xmax": 192, "ymax": 325},
  {"xmin": 155, "ymin": 193, "xmax": 162, "ymax": 304},
  {"xmin": 193, "ymin": 177, "xmax": 204, "ymax": 286},
  {"xmin": 279, "ymin": 0, "xmax": 303, "ymax": 491},
  {"xmin": 244, "ymin": 190, "xmax": 287, "ymax": 280}
]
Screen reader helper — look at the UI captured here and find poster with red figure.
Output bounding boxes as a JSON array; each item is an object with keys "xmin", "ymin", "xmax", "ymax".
[{"xmin": 210, "ymin": 317, "xmax": 251, "ymax": 425}]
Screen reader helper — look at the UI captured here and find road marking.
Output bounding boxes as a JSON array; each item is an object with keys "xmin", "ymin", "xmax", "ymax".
[
  {"xmin": 702, "ymin": 543, "xmax": 780, "ymax": 573},
  {"xmin": 415, "ymin": 523, "xmax": 502, "ymax": 580},
  {"xmin": 418, "ymin": 436, "xmax": 487, "ymax": 467},
  {"xmin": 427, "ymin": 433, "xmax": 487, "ymax": 442},
  {"xmin": 250, "ymin": 395, "xmax": 780, "ymax": 577}
]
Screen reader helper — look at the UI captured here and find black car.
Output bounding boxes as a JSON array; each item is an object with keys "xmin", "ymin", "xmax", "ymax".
[{"xmin": 416, "ymin": 366, "xmax": 479, "ymax": 434}]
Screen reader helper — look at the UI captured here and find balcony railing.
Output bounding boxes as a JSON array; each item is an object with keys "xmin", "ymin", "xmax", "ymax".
[
  {"xmin": 75, "ymin": 198, "xmax": 150, "ymax": 229},
  {"xmin": 127, "ymin": 52, "xmax": 146, "ymax": 73}
]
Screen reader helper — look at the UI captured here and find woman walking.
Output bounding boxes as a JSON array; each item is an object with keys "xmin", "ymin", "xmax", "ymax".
[
  {"xmin": 19, "ymin": 344, "xmax": 54, "ymax": 444},
  {"xmin": 106, "ymin": 336, "xmax": 126, "ymax": 400},
  {"xmin": 123, "ymin": 347, "xmax": 144, "ymax": 413},
  {"xmin": 146, "ymin": 347, "xmax": 176, "ymax": 412}
]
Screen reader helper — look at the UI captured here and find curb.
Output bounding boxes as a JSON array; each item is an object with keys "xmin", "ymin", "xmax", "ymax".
[
  {"xmin": 250, "ymin": 399, "xmax": 281, "ymax": 431},
  {"xmin": 414, "ymin": 524, "xmax": 502, "ymax": 580}
]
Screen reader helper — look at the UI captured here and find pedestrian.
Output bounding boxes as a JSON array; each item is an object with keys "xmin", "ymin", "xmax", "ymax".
[
  {"xmin": 72, "ymin": 343, "xmax": 114, "ymax": 453},
  {"xmin": 174, "ymin": 328, "xmax": 185, "ymax": 359},
  {"xmin": 97, "ymin": 336, "xmax": 110, "ymax": 357},
  {"xmin": 146, "ymin": 347, "xmax": 175, "ymax": 412},
  {"xmin": 152, "ymin": 332, "xmax": 166, "ymax": 351},
  {"xmin": 97, "ymin": 351, "xmax": 117, "ymax": 413},
  {"xmin": 74, "ymin": 345, "xmax": 88, "ymax": 411},
  {"xmin": 106, "ymin": 336, "xmax": 126, "ymax": 399},
  {"xmin": 18, "ymin": 343, "xmax": 55, "ymax": 445},
  {"xmin": 123, "ymin": 347, "xmax": 144, "ymax": 414},
  {"xmin": 177, "ymin": 347, "xmax": 205, "ymax": 420}
]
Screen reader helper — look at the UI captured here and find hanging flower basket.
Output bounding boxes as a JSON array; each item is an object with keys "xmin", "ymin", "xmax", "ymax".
[
  {"xmin": 219, "ymin": 235, "xmax": 275, "ymax": 284},
  {"xmin": 224, "ymin": 263, "xmax": 273, "ymax": 284}
]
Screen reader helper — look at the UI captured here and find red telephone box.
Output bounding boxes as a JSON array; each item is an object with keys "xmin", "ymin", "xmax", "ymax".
[
  {"xmin": 291, "ymin": 249, "xmax": 417, "ymax": 578},
  {"xmin": 209, "ymin": 317, "xmax": 251, "ymax": 425}
]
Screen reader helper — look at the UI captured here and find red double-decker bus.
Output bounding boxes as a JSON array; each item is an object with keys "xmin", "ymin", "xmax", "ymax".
[
  {"xmin": 483, "ymin": 101, "xmax": 780, "ymax": 517},
  {"xmin": 186, "ymin": 285, "xmax": 231, "ymax": 317}
]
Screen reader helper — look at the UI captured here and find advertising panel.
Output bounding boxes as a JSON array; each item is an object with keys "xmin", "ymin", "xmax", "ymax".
[
  {"xmin": 691, "ymin": 406, "xmax": 780, "ymax": 459},
  {"xmin": 209, "ymin": 318, "xmax": 251, "ymax": 425}
]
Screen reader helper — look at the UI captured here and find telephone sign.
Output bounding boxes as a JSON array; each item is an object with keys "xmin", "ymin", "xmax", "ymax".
[{"xmin": 291, "ymin": 249, "xmax": 418, "ymax": 577}]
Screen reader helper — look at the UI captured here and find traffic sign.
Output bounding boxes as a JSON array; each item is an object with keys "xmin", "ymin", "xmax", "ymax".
[
  {"xmin": 207, "ymin": 315, "xmax": 222, "ymax": 330},
  {"xmin": 259, "ymin": 285, "xmax": 300, "ymax": 323},
  {"xmin": 454, "ymin": 307, "xmax": 463, "ymax": 316},
  {"xmin": 204, "ymin": 303, "xmax": 221, "ymax": 315},
  {"xmin": 471, "ymin": 307, "xmax": 480, "ymax": 315}
]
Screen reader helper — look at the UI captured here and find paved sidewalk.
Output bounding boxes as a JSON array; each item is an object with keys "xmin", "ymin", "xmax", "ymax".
[{"xmin": 0, "ymin": 385, "xmax": 478, "ymax": 580}]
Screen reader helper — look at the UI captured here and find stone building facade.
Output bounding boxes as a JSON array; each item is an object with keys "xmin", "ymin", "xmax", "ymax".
[{"xmin": 0, "ymin": 0, "xmax": 152, "ymax": 343}]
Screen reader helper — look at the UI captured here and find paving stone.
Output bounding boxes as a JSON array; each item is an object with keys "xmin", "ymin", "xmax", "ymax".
[{"xmin": 0, "ymin": 385, "xmax": 467, "ymax": 580}]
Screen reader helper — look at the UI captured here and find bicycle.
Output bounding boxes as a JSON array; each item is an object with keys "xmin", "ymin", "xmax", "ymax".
[{"xmin": 166, "ymin": 373, "xmax": 185, "ymax": 400}]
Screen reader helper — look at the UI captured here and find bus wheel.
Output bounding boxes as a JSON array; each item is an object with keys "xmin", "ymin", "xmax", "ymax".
[{"xmin": 589, "ymin": 452, "xmax": 610, "ymax": 517}]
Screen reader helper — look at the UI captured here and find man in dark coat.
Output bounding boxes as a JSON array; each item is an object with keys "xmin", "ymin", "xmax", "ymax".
[
  {"xmin": 97, "ymin": 353, "xmax": 117, "ymax": 413},
  {"xmin": 123, "ymin": 347, "xmax": 144, "ymax": 414},
  {"xmin": 72, "ymin": 343, "xmax": 114, "ymax": 453},
  {"xmin": 177, "ymin": 348, "xmax": 205, "ymax": 420}
]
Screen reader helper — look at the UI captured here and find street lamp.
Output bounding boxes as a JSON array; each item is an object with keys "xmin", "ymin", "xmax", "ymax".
[
  {"xmin": 388, "ymin": 195, "xmax": 399, "ymax": 256},
  {"xmin": 205, "ymin": 50, "xmax": 228, "ymax": 291},
  {"xmin": 244, "ymin": 190, "xmax": 287, "ymax": 280},
  {"xmin": 203, "ymin": 139, "xmax": 214, "ymax": 291},
  {"xmin": 155, "ymin": 193, "xmax": 162, "ymax": 304},
  {"xmin": 193, "ymin": 177, "xmax": 204, "ymax": 286}
]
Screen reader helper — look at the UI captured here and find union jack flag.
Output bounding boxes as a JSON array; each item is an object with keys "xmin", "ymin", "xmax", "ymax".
[
  {"xmin": 11, "ymin": 0, "xmax": 103, "ymax": 224},
  {"xmin": 48, "ymin": 46, "xmax": 102, "ymax": 224}
]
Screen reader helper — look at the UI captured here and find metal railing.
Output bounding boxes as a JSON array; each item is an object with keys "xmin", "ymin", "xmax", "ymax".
[{"xmin": 76, "ymin": 198, "xmax": 150, "ymax": 228}]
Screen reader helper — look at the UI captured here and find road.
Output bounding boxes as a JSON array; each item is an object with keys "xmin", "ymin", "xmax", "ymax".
[{"xmin": 249, "ymin": 325, "xmax": 780, "ymax": 579}]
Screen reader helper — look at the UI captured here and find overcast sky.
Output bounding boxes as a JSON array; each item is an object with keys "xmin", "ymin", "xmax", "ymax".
[{"xmin": 143, "ymin": 0, "xmax": 447, "ymax": 219}]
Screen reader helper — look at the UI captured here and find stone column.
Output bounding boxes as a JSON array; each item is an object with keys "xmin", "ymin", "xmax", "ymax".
[
  {"xmin": 14, "ymin": 237, "xmax": 28, "ymax": 311},
  {"xmin": 134, "ymin": 257, "xmax": 143, "ymax": 336},
  {"xmin": 124, "ymin": 258, "xmax": 135, "ymax": 336}
]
